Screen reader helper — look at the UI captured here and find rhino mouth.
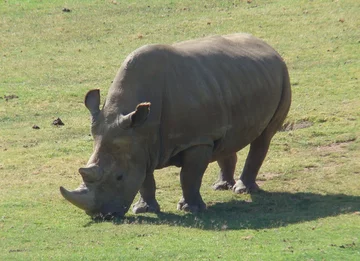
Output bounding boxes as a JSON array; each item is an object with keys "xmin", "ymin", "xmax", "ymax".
[
  {"xmin": 88, "ymin": 210, "xmax": 127, "ymax": 221},
  {"xmin": 87, "ymin": 203, "xmax": 129, "ymax": 220}
]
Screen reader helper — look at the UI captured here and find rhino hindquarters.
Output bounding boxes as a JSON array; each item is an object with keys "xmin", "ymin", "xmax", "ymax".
[{"xmin": 234, "ymin": 66, "xmax": 292, "ymax": 194}]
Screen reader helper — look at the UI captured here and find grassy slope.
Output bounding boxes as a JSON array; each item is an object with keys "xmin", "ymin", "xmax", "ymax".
[{"xmin": 1, "ymin": 0, "xmax": 359, "ymax": 260}]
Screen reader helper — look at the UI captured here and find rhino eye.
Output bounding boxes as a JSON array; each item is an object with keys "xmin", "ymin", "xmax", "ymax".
[{"xmin": 116, "ymin": 175, "xmax": 123, "ymax": 181}]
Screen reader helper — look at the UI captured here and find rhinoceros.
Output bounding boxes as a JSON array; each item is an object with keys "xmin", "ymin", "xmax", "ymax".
[{"xmin": 60, "ymin": 33, "xmax": 291, "ymax": 218}]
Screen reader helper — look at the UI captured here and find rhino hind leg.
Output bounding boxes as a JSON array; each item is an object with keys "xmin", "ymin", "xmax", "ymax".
[
  {"xmin": 233, "ymin": 133, "xmax": 271, "ymax": 194},
  {"xmin": 177, "ymin": 145, "xmax": 212, "ymax": 212},
  {"xmin": 234, "ymin": 75, "xmax": 291, "ymax": 194},
  {"xmin": 212, "ymin": 153, "xmax": 237, "ymax": 190},
  {"xmin": 132, "ymin": 172, "xmax": 160, "ymax": 214},
  {"xmin": 233, "ymin": 106, "xmax": 287, "ymax": 195}
]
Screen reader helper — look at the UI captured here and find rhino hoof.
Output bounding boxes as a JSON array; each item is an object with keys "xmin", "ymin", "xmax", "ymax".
[
  {"xmin": 132, "ymin": 199, "xmax": 160, "ymax": 214},
  {"xmin": 177, "ymin": 198, "xmax": 206, "ymax": 213},
  {"xmin": 233, "ymin": 180, "xmax": 260, "ymax": 194},
  {"xmin": 212, "ymin": 179, "xmax": 235, "ymax": 190}
]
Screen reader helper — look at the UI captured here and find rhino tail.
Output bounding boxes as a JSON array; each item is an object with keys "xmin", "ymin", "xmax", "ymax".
[{"xmin": 266, "ymin": 64, "xmax": 292, "ymax": 136}]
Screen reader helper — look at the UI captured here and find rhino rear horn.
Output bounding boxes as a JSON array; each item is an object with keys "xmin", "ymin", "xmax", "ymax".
[
  {"xmin": 79, "ymin": 166, "xmax": 100, "ymax": 183},
  {"xmin": 85, "ymin": 89, "xmax": 100, "ymax": 117}
]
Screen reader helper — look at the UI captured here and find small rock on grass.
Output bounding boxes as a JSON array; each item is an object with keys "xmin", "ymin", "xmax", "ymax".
[
  {"xmin": 4, "ymin": 94, "xmax": 19, "ymax": 101},
  {"xmin": 53, "ymin": 118, "xmax": 64, "ymax": 126}
]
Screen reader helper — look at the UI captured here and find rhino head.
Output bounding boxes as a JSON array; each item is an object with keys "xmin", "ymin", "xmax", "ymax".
[{"xmin": 60, "ymin": 89, "xmax": 151, "ymax": 218}]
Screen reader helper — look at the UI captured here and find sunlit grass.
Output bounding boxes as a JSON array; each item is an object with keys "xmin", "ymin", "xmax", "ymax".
[{"xmin": 1, "ymin": 0, "xmax": 359, "ymax": 260}]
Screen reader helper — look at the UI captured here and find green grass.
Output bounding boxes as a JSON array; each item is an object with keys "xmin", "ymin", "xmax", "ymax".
[{"xmin": 1, "ymin": 0, "xmax": 359, "ymax": 260}]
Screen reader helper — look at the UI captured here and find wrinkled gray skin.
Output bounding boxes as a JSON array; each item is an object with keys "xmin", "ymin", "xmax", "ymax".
[{"xmin": 60, "ymin": 33, "xmax": 291, "ymax": 218}]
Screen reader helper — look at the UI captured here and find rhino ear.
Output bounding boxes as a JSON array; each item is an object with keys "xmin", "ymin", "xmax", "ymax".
[
  {"xmin": 131, "ymin": 102, "xmax": 151, "ymax": 127},
  {"xmin": 122, "ymin": 102, "xmax": 151, "ymax": 128},
  {"xmin": 85, "ymin": 89, "xmax": 100, "ymax": 117}
]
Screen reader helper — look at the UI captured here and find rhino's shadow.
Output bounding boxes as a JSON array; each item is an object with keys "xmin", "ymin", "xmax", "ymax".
[{"xmin": 85, "ymin": 191, "xmax": 360, "ymax": 230}]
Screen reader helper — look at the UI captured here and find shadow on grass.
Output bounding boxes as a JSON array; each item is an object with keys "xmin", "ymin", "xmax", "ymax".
[{"xmin": 84, "ymin": 191, "xmax": 360, "ymax": 230}]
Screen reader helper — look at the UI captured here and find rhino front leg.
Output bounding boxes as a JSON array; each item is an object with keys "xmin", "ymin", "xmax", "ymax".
[
  {"xmin": 177, "ymin": 145, "xmax": 212, "ymax": 213},
  {"xmin": 132, "ymin": 172, "xmax": 160, "ymax": 214},
  {"xmin": 212, "ymin": 153, "xmax": 237, "ymax": 190}
]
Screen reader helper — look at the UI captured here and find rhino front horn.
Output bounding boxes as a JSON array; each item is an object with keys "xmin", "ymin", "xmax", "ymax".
[{"xmin": 60, "ymin": 186, "xmax": 95, "ymax": 211}]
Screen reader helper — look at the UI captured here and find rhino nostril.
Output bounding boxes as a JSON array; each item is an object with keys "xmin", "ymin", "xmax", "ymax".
[{"xmin": 116, "ymin": 175, "xmax": 123, "ymax": 181}]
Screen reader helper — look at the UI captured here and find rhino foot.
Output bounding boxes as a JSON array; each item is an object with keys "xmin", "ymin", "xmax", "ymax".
[
  {"xmin": 177, "ymin": 197, "xmax": 206, "ymax": 213},
  {"xmin": 132, "ymin": 198, "xmax": 160, "ymax": 214},
  {"xmin": 212, "ymin": 179, "xmax": 235, "ymax": 190},
  {"xmin": 233, "ymin": 180, "xmax": 260, "ymax": 194}
]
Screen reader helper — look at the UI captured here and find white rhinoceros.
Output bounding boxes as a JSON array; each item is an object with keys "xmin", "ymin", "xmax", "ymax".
[{"xmin": 60, "ymin": 33, "xmax": 291, "ymax": 218}]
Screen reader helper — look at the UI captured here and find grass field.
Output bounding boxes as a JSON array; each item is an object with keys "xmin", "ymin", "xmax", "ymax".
[{"xmin": 1, "ymin": 0, "xmax": 359, "ymax": 260}]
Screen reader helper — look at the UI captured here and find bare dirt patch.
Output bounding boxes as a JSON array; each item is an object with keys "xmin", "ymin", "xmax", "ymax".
[
  {"xmin": 316, "ymin": 138, "xmax": 356, "ymax": 154},
  {"xmin": 2, "ymin": 94, "xmax": 19, "ymax": 101},
  {"xmin": 280, "ymin": 120, "xmax": 313, "ymax": 132},
  {"xmin": 257, "ymin": 172, "xmax": 282, "ymax": 181}
]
